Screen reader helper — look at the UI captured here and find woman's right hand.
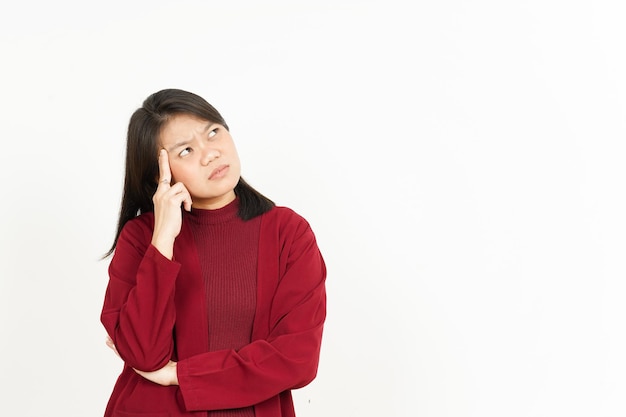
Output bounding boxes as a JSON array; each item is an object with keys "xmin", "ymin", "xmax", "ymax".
[{"xmin": 151, "ymin": 149, "xmax": 192, "ymax": 259}]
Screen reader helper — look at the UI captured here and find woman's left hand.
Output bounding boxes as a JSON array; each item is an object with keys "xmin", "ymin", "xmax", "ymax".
[
  {"xmin": 106, "ymin": 337, "xmax": 179, "ymax": 386},
  {"xmin": 134, "ymin": 361, "xmax": 179, "ymax": 386}
]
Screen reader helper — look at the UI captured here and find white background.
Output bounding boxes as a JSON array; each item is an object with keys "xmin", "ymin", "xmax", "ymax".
[{"xmin": 1, "ymin": 1, "xmax": 625, "ymax": 416}]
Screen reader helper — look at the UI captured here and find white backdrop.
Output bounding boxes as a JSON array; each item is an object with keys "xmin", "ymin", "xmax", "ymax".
[{"xmin": 1, "ymin": 1, "xmax": 625, "ymax": 416}]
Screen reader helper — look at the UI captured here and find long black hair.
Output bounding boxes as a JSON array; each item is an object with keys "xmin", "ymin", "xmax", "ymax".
[{"xmin": 103, "ymin": 89, "xmax": 274, "ymax": 258}]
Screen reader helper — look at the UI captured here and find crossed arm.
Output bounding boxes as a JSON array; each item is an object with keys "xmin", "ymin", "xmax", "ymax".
[{"xmin": 106, "ymin": 336, "xmax": 178, "ymax": 385}]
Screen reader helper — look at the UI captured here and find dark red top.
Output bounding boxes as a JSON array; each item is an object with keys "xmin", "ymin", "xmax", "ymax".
[
  {"xmin": 187, "ymin": 200, "xmax": 260, "ymax": 417},
  {"xmin": 101, "ymin": 203, "xmax": 326, "ymax": 417}
]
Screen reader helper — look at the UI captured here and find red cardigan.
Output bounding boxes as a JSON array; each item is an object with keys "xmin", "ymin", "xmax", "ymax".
[{"xmin": 101, "ymin": 206, "xmax": 327, "ymax": 417}]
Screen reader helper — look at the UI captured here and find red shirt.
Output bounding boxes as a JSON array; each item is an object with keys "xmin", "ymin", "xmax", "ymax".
[{"xmin": 101, "ymin": 204, "xmax": 326, "ymax": 417}]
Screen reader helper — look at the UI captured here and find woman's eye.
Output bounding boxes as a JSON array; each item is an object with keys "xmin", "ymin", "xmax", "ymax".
[
  {"xmin": 179, "ymin": 148, "xmax": 191, "ymax": 157},
  {"xmin": 208, "ymin": 129, "xmax": 217, "ymax": 138}
]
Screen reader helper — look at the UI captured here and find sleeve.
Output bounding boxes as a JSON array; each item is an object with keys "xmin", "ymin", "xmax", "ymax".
[
  {"xmin": 100, "ymin": 216, "xmax": 181, "ymax": 371},
  {"xmin": 176, "ymin": 216, "xmax": 327, "ymax": 411}
]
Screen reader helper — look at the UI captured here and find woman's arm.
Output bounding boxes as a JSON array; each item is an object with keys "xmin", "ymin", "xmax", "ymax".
[{"xmin": 100, "ymin": 216, "xmax": 180, "ymax": 372}]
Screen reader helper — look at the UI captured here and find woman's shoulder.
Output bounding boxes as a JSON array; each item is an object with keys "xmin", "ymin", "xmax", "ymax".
[
  {"xmin": 264, "ymin": 205, "xmax": 306, "ymax": 222},
  {"xmin": 262, "ymin": 205, "xmax": 313, "ymax": 235},
  {"xmin": 118, "ymin": 211, "xmax": 155, "ymax": 243},
  {"xmin": 126, "ymin": 211, "xmax": 155, "ymax": 228}
]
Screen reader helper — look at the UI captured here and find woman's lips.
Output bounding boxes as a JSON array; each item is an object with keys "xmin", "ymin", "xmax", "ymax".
[{"xmin": 209, "ymin": 164, "xmax": 229, "ymax": 180}]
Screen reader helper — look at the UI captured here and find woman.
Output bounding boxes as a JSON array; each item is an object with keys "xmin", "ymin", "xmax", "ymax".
[{"xmin": 101, "ymin": 89, "xmax": 327, "ymax": 417}]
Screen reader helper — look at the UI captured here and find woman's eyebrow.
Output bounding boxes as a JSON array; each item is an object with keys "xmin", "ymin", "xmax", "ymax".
[
  {"xmin": 166, "ymin": 123, "xmax": 215, "ymax": 152},
  {"xmin": 167, "ymin": 140, "xmax": 191, "ymax": 152}
]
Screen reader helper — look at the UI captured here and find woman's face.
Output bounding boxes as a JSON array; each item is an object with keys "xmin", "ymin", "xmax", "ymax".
[{"xmin": 158, "ymin": 113, "xmax": 241, "ymax": 209}]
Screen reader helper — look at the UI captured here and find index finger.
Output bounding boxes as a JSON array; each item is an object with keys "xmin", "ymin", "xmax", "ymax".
[{"xmin": 158, "ymin": 149, "xmax": 172, "ymax": 186}]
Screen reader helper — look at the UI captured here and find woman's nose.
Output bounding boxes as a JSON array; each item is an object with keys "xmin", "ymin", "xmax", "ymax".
[{"xmin": 201, "ymin": 147, "xmax": 220, "ymax": 165}]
